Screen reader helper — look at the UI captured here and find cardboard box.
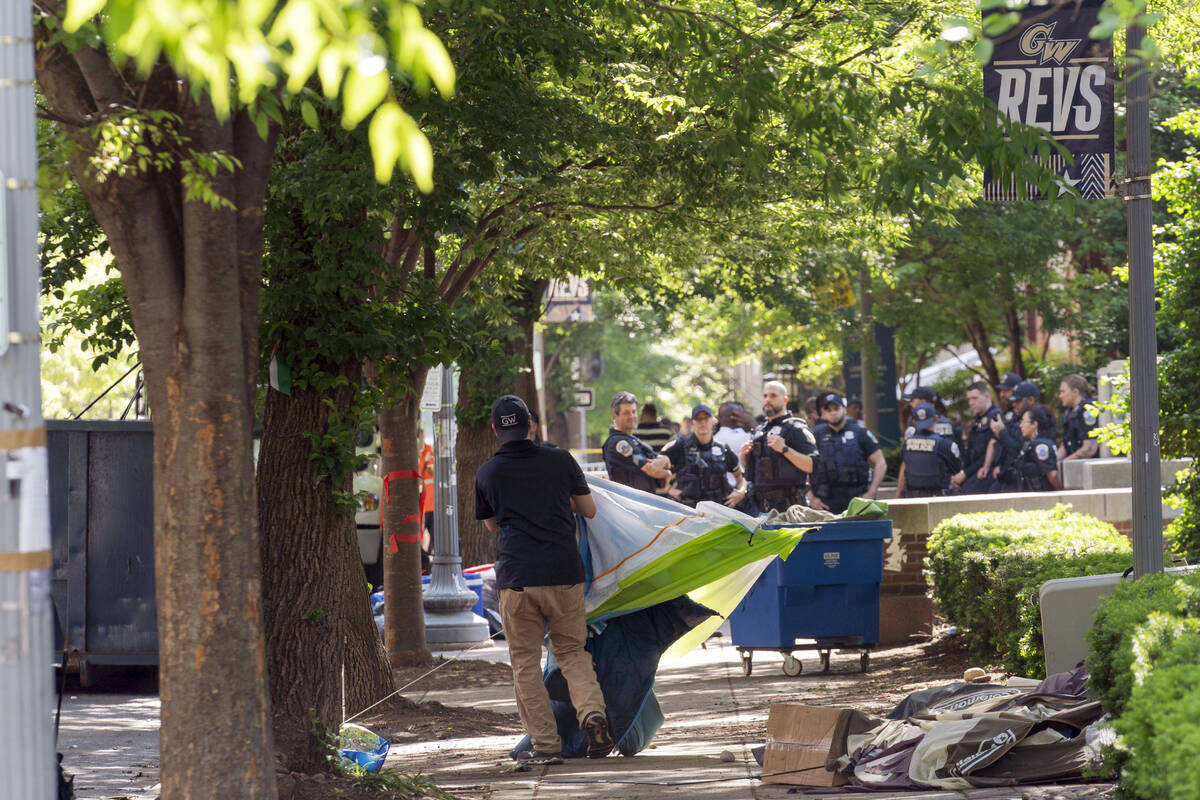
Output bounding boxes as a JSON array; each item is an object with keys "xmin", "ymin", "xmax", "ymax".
[{"xmin": 762, "ymin": 703, "xmax": 848, "ymax": 786}]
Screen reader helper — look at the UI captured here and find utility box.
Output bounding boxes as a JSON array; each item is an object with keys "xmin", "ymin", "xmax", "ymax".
[
  {"xmin": 1039, "ymin": 564, "xmax": 1199, "ymax": 676},
  {"xmin": 48, "ymin": 420, "xmax": 158, "ymax": 684}
]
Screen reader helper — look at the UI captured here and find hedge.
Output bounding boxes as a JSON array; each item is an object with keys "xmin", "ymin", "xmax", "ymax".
[
  {"xmin": 1083, "ymin": 572, "xmax": 1200, "ymax": 800},
  {"xmin": 927, "ymin": 505, "xmax": 1133, "ymax": 677},
  {"xmin": 1084, "ymin": 570, "xmax": 1200, "ymax": 716}
]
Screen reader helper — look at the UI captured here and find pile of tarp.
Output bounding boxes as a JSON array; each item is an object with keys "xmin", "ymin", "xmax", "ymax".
[
  {"xmin": 809, "ymin": 666, "xmax": 1107, "ymax": 790},
  {"xmin": 512, "ymin": 475, "xmax": 816, "ymax": 758}
]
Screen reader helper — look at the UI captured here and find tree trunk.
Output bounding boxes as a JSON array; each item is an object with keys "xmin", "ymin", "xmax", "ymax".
[
  {"xmin": 963, "ymin": 318, "xmax": 1001, "ymax": 387},
  {"xmin": 456, "ymin": 414, "xmax": 500, "ymax": 567},
  {"xmin": 37, "ymin": 36, "xmax": 279, "ymax": 793},
  {"xmin": 342, "ymin": 540, "xmax": 395, "ymax": 715},
  {"xmin": 257, "ymin": 360, "xmax": 378, "ymax": 772},
  {"xmin": 1004, "ymin": 308, "xmax": 1026, "ymax": 376},
  {"xmin": 379, "ymin": 378, "xmax": 432, "ymax": 666}
]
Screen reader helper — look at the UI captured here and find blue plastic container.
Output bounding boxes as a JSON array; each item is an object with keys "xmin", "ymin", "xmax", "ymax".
[{"xmin": 729, "ymin": 519, "xmax": 892, "ymax": 673}]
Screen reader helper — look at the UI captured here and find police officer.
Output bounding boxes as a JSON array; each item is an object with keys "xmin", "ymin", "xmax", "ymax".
[
  {"xmin": 602, "ymin": 391, "xmax": 671, "ymax": 494},
  {"xmin": 806, "ymin": 392, "xmax": 886, "ymax": 514},
  {"xmin": 1058, "ymin": 373, "xmax": 1099, "ymax": 462},
  {"xmin": 740, "ymin": 381, "xmax": 819, "ymax": 512},
  {"xmin": 662, "ymin": 404, "xmax": 747, "ymax": 508},
  {"xmin": 1015, "ymin": 405, "xmax": 1061, "ymax": 491},
  {"xmin": 952, "ymin": 381, "xmax": 1000, "ymax": 494},
  {"xmin": 994, "ymin": 372, "xmax": 1022, "ymax": 423},
  {"xmin": 897, "ymin": 386, "xmax": 962, "ymax": 494},
  {"xmin": 988, "ymin": 380, "xmax": 1044, "ymax": 492},
  {"xmin": 903, "ymin": 386, "xmax": 960, "ymax": 443},
  {"xmin": 896, "ymin": 402, "xmax": 962, "ymax": 498}
]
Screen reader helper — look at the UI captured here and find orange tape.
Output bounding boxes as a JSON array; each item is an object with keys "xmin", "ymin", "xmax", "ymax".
[{"xmin": 383, "ymin": 470, "xmax": 420, "ymax": 503}]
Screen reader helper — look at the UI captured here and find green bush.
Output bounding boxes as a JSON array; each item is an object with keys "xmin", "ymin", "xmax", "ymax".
[
  {"xmin": 1110, "ymin": 632, "xmax": 1200, "ymax": 800},
  {"xmin": 927, "ymin": 505, "xmax": 1133, "ymax": 676},
  {"xmin": 1084, "ymin": 571, "xmax": 1200, "ymax": 716}
]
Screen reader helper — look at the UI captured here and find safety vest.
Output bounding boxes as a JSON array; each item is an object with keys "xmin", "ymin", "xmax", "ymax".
[{"xmin": 418, "ymin": 444, "xmax": 435, "ymax": 515}]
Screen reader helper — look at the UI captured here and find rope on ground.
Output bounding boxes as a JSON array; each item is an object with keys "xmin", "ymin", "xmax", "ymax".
[
  {"xmin": 342, "ymin": 628, "xmax": 506, "ymax": 726},
  {"xmin": 532, "ymin": 765, "xmax": 827, "ymax": 786}
]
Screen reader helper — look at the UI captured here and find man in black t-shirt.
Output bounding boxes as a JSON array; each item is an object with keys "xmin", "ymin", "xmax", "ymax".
[{"xmin": 474, "ymin": 394, "xmax": 613, "ymax": 764}]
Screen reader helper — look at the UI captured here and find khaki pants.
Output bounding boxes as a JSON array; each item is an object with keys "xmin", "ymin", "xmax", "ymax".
[{"xmin": 499, "ymin": 583, "xmax": 606, "ymax": 753}]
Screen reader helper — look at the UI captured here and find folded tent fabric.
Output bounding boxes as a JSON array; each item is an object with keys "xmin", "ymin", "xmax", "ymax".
[
  {"xmin": 838, "ymin": 666, "xmax": 1104, "ymax": 790},
  {"xmin": 581, "ymin": 476, "xmax": 809, "ymax": 620}
]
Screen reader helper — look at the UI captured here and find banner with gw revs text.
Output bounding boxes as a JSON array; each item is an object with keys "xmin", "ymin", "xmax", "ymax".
[{"xmin": 983, "ymin": 0, "xmax": 1113, "ymax": 200}]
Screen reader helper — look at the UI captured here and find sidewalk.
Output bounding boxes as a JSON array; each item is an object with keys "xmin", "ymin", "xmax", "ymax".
[
  {"xmin": 57, "ymin": 637, "xmax": 1114, "ymax": 800},
  {"xmin": 387, "ymin": 638, "xmax": 1113, "ymax": 800}
]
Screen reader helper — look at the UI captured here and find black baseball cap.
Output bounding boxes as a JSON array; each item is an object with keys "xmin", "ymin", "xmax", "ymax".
[
  {"xmin": 491, "ymin": 394, "xmax": 531, "ymax": 441},
  {"xmin": 995, "ymin": 372, "xmax": 1021, "ymax": 391},
  {"xmin": 691, "ymin": 403, "xmax": 715, "ymax": 419},
  {"xmin": 911, "ymin": 402, "xmax": 936, "ymax": 431},
  {"xmin": 818, "ymin": 392, "xmax": 845, "ymax": 408},
  {"xmin": 1011, "ymin": 381, "xmax": 1041, "ymax": 401},
  {"xmin": 904, "ymin": 386, "xmax": 937, "ymax": 402}
]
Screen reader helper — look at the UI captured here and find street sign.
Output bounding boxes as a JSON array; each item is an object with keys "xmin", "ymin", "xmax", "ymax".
[
  {"xmin": 420, "ymin": 368, "xmax": 442, "ymax": 411},
  {"xmin": 574, "ymin": 387, "xmax": 595, "ymax": 410},
  {"xmin": 0, "ymin": 170, "xmax": 8, "ymax": 356},
  {"xmin": 543, "ymin": 277, "xmax": 594, "ymax": 323}
]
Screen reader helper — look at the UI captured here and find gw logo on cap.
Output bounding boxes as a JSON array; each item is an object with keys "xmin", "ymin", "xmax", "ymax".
[{"xmin": 500, "ymin": 413, "xmax": 517, "ymax": 427}]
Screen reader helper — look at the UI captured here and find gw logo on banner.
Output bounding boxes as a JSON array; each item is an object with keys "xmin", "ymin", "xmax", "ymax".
[{"xmin": 983, "ymin": 0, "xmax": 1114, "ymax": 200}]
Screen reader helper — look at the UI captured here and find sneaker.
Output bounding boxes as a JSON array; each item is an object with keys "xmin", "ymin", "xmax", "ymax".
[
  {"xmin": 581, "ymin": 711, "xmax": 614, "ymax": 758},
  {"xmin": 514, "ymin": 750, "xmax": 564, "ymax": 766}
]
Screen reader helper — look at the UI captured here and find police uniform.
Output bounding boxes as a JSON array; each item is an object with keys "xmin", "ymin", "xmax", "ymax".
[
  {"xmin": 745, "ymin": 413, "xmax": 819, "ymax": 512},
  {"xmin": 901, "ymin": 403, "xmax": 962, "ymax": 497},
  {"xmin": 989, "ymin": 415, "xmax": 1026, "ymax": 493},
  {"xmin": 1016, "ymin": 436, "xmax": 1059, "ymax": 491},
  {"xmin": 1061, "ymin": 400, "xmax": 1098, "ymax": 457},
  {"xmin": 810, "ymin": 418, "xmax": 880, "ymax": 514},
  {"xmin": 959, "ymin": 405, "xmax": 1000, "ymax": 494},
  {"xmin": 662, "ymin": 434, "xmax": 739, "ymax": 507},
  {"xmin": 602, "ymin": 428, "xmax": 661, "ymax": 494}
]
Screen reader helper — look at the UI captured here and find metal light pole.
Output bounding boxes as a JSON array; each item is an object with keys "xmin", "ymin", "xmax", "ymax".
[
  {"xmin": 1, "ymin": 3, "xmax": 56, "ymax": 795},
  {"xmin": 423, "ymin": 364, "xmax": 489, "ymax": 646},
  {"xmin": 1124, "ymin": 22, "xmax": 1163, "ymax": 578}
]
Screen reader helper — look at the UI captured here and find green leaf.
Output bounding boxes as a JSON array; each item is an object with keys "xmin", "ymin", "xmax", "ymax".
[
  {"xmin": 341, "ymin": 66, "xmax": 389, "ymax": 130},
  {"xmin": 367, "ymin": 104, "xmax": 403, "ymax": 184},
  {"xmin": 63, "ymin": 0, "xmax": 107, "ymax": 32},
  {"xmin": 413, "ymin": 29, "xmax": 456, "ymax": 97},
  {"xmin": 974, "ymin": 38, "xmax": 994, "ymax": 66},
  {"xmin": 301, "ymin": 100, "xmax": 320, "ymax": 130}
]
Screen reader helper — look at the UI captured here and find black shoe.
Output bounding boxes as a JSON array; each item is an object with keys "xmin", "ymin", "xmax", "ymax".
[
  {"xmin": 514, "ymin": 750, "xmax": 564, "ymax": 765},
  {"xmin": 581, "ymin": 711, "xmax": 614, "ymax": 758}
]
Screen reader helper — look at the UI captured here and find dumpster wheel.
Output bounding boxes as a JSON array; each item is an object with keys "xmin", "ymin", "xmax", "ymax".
[
  {"xmin": 739, "ymin": 649, "xmax": 753, "ymax": 676},
  {"xmin": 861, "ymin": 651, "xmax": 870, "ymax": 672},
  {"xmin": 781, "ymin": 653, "xmax": 802, "ymax": 676},
  {"xmin": 820, "ymin": 650, "xmax": 832, "ymax": 673}
]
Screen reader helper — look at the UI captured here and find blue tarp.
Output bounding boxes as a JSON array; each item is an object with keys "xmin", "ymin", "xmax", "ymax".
[{"xmin": 510, "ymin": 595, "xmax": 714, "ymax": 758}]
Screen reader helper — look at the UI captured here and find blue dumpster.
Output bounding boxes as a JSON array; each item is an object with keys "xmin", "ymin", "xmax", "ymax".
[{"xmin": 728, "ymin": 518, "xmax": 892, "ymax": 676}]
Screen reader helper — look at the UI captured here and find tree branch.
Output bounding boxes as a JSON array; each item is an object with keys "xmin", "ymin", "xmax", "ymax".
[{"xmin": 442, "ymin": 223, "xmax": 539, "ymax": 307}]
